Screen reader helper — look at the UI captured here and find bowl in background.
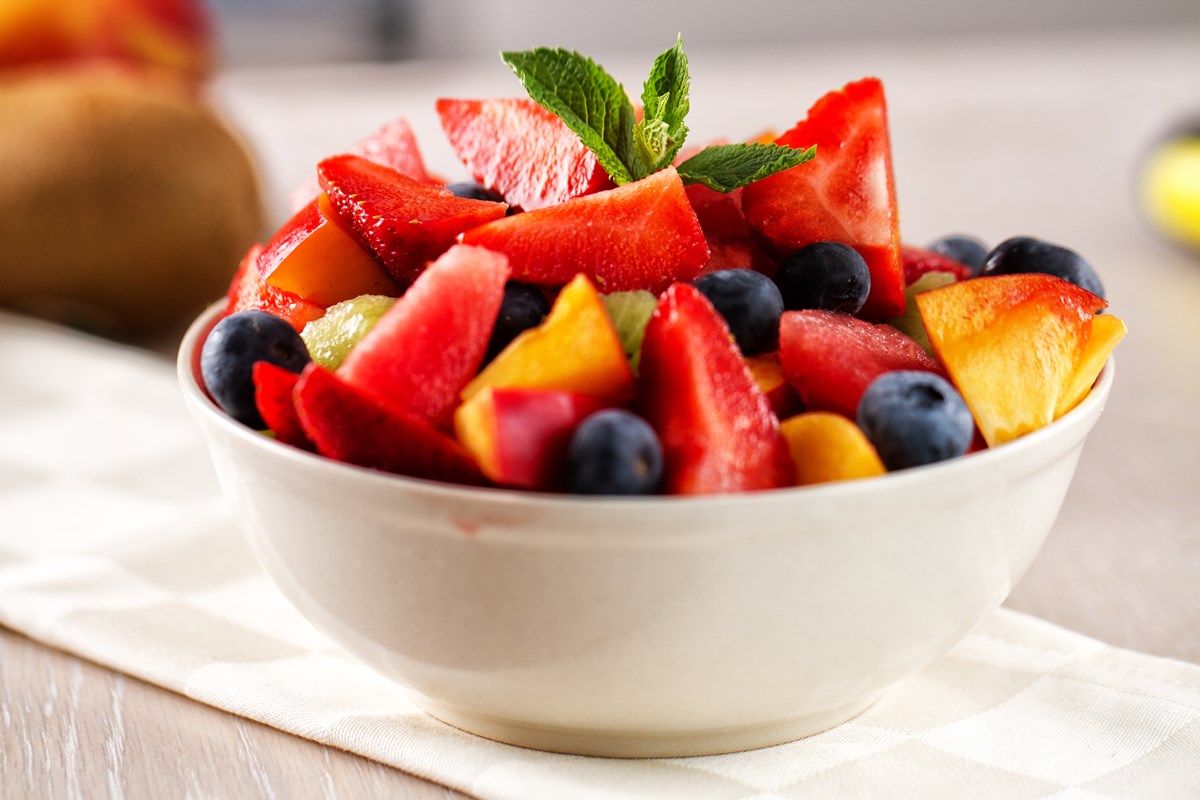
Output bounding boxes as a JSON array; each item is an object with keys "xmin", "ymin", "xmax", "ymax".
[{"xmin": 178, "ymin": 302, "xmax": 1114, "ymax": 757}]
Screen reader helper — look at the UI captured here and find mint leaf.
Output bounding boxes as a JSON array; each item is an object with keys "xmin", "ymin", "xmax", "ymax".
[
  {"xmin": 501, "ymin": 47, "xmax": 639, "ymax": 183},
  {"xmin": 637, "ymin": 36, "xmax": 690, "ymax": 171},
  {"xmin": 677, "ymin": 142, "xmax": 817, "ymax": 192}
]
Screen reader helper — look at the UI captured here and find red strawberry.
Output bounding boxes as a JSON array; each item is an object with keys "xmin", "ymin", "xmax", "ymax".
[
  {"xmin": 901, "ymin": 245, "xmax": 972, "ymax": 285},
  {"xmin": 252, "ymin": 362, "xmax": 313, "ymax": 450},
  {"xmin": 779, "ymin": 309, "xmax": 945, "ymax": 418},
  {"xmin": 290, "ymin": 117, "xmax": 435, "ymax": 211},
  {"xmin": 437, "ymin": 98, "xmax": 613, "ymax": 211},
  {"xmin": 638, "ymin": 283, "xmax": 793, "ymax": 494},
  {"xmin": 462, "ymin": 167, "xmax": 709, "ymax": 293},
  {"xmin": 295, "ymin": 364, "xmax": 486, "ymax": 485},
  {"xmin": 224, "ymin": 244, "xmax": 325, "ymax": 332},
  {"xmin": 741, "ymin": 78, "xmax": 905, "ymax": 319},
  {"xmin": 317, "ymin": 155, "xmax": 507, "ymax": 286},
  {"xmin": 338, "ymin": 244, "xmax": 510, "ymax": 429}
]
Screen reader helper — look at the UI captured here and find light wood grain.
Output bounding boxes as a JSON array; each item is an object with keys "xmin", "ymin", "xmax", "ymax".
[
  {"xmin": 4, "ymin": 25, "xmax": 1200, "ymax": 800},
  {"xmin": 0, "ymin": 626, "xmax": 469, "ymax": 800}
]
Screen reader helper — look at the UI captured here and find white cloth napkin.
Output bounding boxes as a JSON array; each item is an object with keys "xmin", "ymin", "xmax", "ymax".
[{"xmin": 1, "ymin": 311, "xmax": 1198, "ymax": 800}]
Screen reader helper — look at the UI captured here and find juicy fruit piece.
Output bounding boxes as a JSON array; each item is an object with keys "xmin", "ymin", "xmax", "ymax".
[
  {"xmin": 437, "ymin": 97, "xmax": 612, "ymax": 211},
  {"xmin": 339, "ymin": 245, "xmax": 509, "ymax": 428},
  {"xmin": 225, "ymin": 245, "xmax": 325, "ymax": 332},
  {"xmin": 317, "ymin": 154, "xmax": 508, "ymax": 286},
  {"xmin": 294, "ymin": 365, "xmax": 484, "ymax": 485},
  {"xmin": 901, "ymin": 244, "xmax": 973, "ymax": 285},
  {"xmin": 926, "ymin": 234, "xmax": 988, "ymax": 273},
  {"xmin": 252, "ymin": 361, "xmax": 312, "ymax": 449},
  {"xmin": 741, "ymin": 77, "xmax": 905, "ymax": 319},
  {"xmin": 485, "ymin": 282, "xmax": 551, "ymax": 365},
  {"xmin": 300, "ymin": 294, "xmax": 395, "ymax": 370},
  {"xmin": 201, "ymin": 310, "xmax": 311, "ymax": 429},
  {"xmin": 888, "ymin": 271, "xmax": 958, "ymax": 355},
  {"xmin": 258, "ymin": 195, "xmax": 400, "ymax": 307},
  {"xmin": 291, "ymin": 117, "xmax": 434, "ymax": 211},
  {"xmin": 455, "ymin": 388, "xmax": 609, "ymax": 490},
  {"xmin": 1140, "ymin": 127, "xmax": 1200, "ymax": 251},
  {"xmin": 980, "ymin": 236, "xmax": 1106, "ymax": 300},
  {"xmin": 602, "ymin": 290, "xmax": 658, "ymax": 373},
  {"xmin": 916, "ymin": 273, "xmax": 1126, "ymax": 446},
  {"xmin": 745, "ymin": 351, "xmax": 804, "ymax": 419},
  {"xmin": 780, "ymin": 412, "xmax": 885, "ymax": 485},
  {"xmin": 564, "ymin": 410, "xmax": 664, "ymax": 496},
  {"xmin": 856, "ymin": 371, "xmax": 974, "ymax": 470},
  {"xmin": 462, "ymin": 274, "xmax": 636, "ymax": 404},
  {"xmin": 684, "ymin": 183, "xmax": 774, "ymax": 275},
  {"xmin": 692, "ymin": 269, "xmax": 784, "ymax": 355},
  {"xmin": 462, "ymin": 167, "xmax": 710, "ymax": 293},
  {"xmin": 638, "ymin": 283, "xmax": 793, "ymax": 494},
  {"xmin": 776, "ymin": 241, "xmax": 871, "ymax": 314},
  {"xmin": 779, "ymin": 309, "xmax": 944, "ymax": 419}
]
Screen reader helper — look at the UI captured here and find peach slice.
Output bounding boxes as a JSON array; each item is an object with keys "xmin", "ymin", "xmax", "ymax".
[
  {"xmin": 259, "ymin": 194, "xmax": 399, "ymax": 307},
  {"xmin": 916, "ymin": 273, "xmax": 1126, "ymax": 446},
  {"xmin": 744, "ymin": 351, "xmax": 803, "ymax": 419},
  {"xmin": 455, "ymin": 388, "xmax": 609, "ymax": 490},
  {"xmin": 461, "ymin": 274, "xmax": 635, "ymax": 404},
  {"xmin": 780, "ymin": 412, "xmax": 885, "ymax": 485}
]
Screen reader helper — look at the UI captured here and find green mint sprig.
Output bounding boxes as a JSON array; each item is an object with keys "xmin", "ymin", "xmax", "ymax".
[{"xmin": 500, "ymin": 37, "xmax": 814, "ymax": 192}]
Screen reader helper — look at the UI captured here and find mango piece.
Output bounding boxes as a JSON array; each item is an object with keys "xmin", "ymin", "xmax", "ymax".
[
  {"xmin": 461, "ymin": 274, "xmax": 635, "ymax": 404},
  {"xmin": 781, "ymin": 412, "xmax": 885, "ymax": 485}
]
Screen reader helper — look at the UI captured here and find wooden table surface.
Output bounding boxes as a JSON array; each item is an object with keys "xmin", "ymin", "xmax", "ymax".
[{"xmin": 4, "ymin": 27, "xmax": 1200, "ymax": 799}]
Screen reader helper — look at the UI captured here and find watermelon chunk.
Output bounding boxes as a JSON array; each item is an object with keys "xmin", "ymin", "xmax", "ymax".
[
  {"xmin": 338, "ymin": 244, "xmax": 510, "ymax": 429},
  {"xmin": 224, "ymin": 244, "xmax": 325, "ymax": 332},
  {"xmin": 290, "ymin": 117, "xmax": 435, "ymax": 211},
  {"xmin": 317, "ymin": 155, "xmax": 508, "ymax": 286},
  {"xmin": 901, "ymin": 245, "xmax": 973, "ymax": 285},
  {"xmin": 779, "ymin": 309, "xmax": 944, "ymax": 419},
  {"xmin": 437, "ymin": 98, "xmax": 613, "ymax": 211},
  {"xmin": 462, "ymin": 167, "xmax": 709, "ymax": 294},
  {"xmin": 638, "ymin": 283, "xmax": 793, "ymax": 494},
  {"xmin": 295, "ymin": 364, "xmax": 485, "ymax": 485},
  {"xmin": 741, "ymin": 78, "xmax": 905, "ymax": 319}
]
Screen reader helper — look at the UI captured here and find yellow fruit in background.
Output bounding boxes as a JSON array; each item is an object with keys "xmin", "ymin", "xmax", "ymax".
[{"xmin": 1140, "ymin": 127, "xmax": 1200, "ymax": 251}]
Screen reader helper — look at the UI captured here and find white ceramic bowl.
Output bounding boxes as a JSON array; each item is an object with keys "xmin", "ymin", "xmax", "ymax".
[{"xmin": 179, "ymin": 303, "xmax": 1114, "ymax": 757}]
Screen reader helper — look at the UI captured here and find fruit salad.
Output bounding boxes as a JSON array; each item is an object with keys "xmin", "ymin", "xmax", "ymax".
[{"xmin": 197, "ymin": 39, "xmax": 1126, "ymax": 497}]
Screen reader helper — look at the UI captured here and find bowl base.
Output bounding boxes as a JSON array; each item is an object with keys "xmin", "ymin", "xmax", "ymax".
[{"xmin": 415, "ymin": 692, "xmax": 883, "ymax": 758}]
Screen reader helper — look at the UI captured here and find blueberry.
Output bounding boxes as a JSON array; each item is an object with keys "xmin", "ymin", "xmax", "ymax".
[
  {"xmin": 856, "ymin": 371, "xmax": 974, "ymax": 471},
  {"xmin": 692, "ymin": 269, "xmax": 784, "ymax": 355},
  {"xmin": 926, "ymin": 234, "xmax": 988, "ymax": 273},
  {"xmin": 484, "ymin": 281, "xmax": 551, "ymax": 364},
  {"xmin": 776, "ymin": 242, "xmax": 871, "ymax": 314},
  {"xmin": 564, "ymin": 410, "xmax": 663, "ymax": 495},
  {"xmin": 979, "ymin": 236, "xmax": 1105, "ymax": 300},
  {"xmin": 447, "ymin": 182, "xmax": 505, "ymax": 203},
  {"xmin": 200, "ymin": 310, "xmax": 311, "ymax": 429}
]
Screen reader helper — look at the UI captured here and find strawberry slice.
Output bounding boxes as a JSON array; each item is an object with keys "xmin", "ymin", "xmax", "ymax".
[
  {"xmin": 338, "ymin": 244, "xmax": 510, "ymax": 429},
  {"xmin": 295, "ymin": 364, "xmax": 486, "ymax": 485},
  {"xmin": 638, "ymin": 283, "xmax": 793, "ymax": 494},
  {"xmin": 901, "ymin": 245, "xmax": 972, "ymax": 285},
  {"xmin": 317, "ymin": 155, "xmax": 507, "ymax": 286},
  {"xmin": 224, "ymin": 244, "xmax": 325, "ymax": 332},
  {"xmin": 290, "ymin": 117, "xmax": 435, "ymax": 211},
  {"xmin": 437, "ymin": 98, "xmax": 613, "ymax": 211},
  {"xmin": 462, "ymin": 167, "xmax": 709, "ymax": 294},
  {"xmin": 252, "ymin": 361, "xmax": 313, "ymax": 450},
  {"xmin": 779, "ymin": 309, "xmax": 945, "ymax": 419},
  {"xmin": 741, "ymin": 78, "xmax": 905, "ymax": 319}
]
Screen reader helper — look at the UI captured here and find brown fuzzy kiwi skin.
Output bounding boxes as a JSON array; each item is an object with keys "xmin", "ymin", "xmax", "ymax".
[{"xmin": 0, "ymin": 66, "xmax": 265, "ymax": 339}]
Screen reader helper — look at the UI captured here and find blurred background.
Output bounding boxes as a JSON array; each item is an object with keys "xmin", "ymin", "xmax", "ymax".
[{"xmin": 210, "ymin": 0, "xmax": 1200, "ymax": 66}]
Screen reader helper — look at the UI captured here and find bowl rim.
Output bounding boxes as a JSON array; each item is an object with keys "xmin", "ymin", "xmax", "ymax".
[{"xmin": 178, "ymin": 301, "xmax": 1115, "ymax": 512}]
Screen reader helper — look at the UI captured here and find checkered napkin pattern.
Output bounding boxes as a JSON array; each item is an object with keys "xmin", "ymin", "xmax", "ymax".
[{"xmin": 1, "ymin": 310, "xmax": 1198, "ymax": 800}]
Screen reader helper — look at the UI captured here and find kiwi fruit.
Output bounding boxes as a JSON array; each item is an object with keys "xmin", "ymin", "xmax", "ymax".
[{"xmin": 0, "ymin": 66, "xmax": 264, "ymax": 339}]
